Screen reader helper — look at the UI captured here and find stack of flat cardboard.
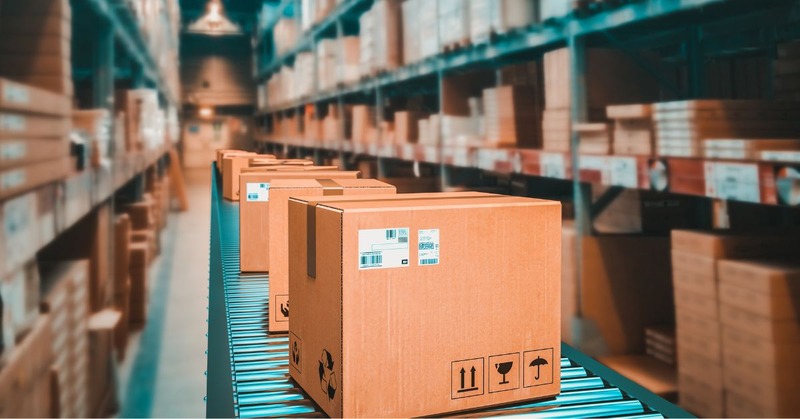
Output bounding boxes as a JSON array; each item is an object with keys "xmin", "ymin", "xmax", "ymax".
[
  {"xmin": 717, "ymin": 259, "xmax": 800, "ymax": 417},
  {"xmin": 483, "ymin": 85, "xmax": 540, "ymax": 148},
  {"xmin": 41, "ymin": 260, "xmax": 91, "ymax": 418},
  {"xmin": 0, "ymin": 0, "xmax": 74, "ymax": 96},
  {"xmin": 644, "ymin": 325, "xmax": 676, "ymax": 366},
  {"xmin": 671, "ymin": 230, "xmax": 800, "ymax": 417},
  {"xmin": 654, "ymin": 100, "xmax": 800, "ymax": 157},
  {"xmin": 573, "ymin": 123, "xmax": 612, "ymax": 154},
  {"xmin": 0, "ymin": 78, "xmax": 73, "ymax": 201},
  {"xmin": 607, "ymin": 104, "xmax": 654, "ymax": 156}
]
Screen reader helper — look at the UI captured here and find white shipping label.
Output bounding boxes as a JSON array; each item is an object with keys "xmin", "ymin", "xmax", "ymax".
[
  {"xmin": 3, "ymin": 84, "xmax": 29, "ymax": 104},
  {"xmin": 418, "ymin": 229, "xmax": 440, "ymax": 266},
  {"xmin": 358, "ymin": 228, "xmax": 410, "ymax": 270},
  {"xmin": 0, "ymin": 142, "xmax": 26, "ymax": 161},
  {"xmin": 608, "ymin": 157, "xmax": 638, "ymax": 188},
  {"xmin": 704, "ymin": 162, "xmax": 760, "ymax": 203},
  {"xmin": 0, "ymin": 169, "xmax": 24, "ymax": 190},
  {"xmin": 245, "ymin": 182, "xmax": 270, "ymax": 202},
  {"xmin": 0, "ymin": 114, "xmax": 25, "ymax": 132},
  {"xmin": 540, "ymin": 153, "xmax": 566, "ymax": 179}
]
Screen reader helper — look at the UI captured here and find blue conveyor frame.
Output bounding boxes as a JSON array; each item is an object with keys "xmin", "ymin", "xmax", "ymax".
[{"xmin": 205, "ymin": 165, "xmax": 693, "ymax": 418}]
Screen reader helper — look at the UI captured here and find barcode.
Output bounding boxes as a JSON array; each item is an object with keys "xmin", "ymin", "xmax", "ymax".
[
  {"xmin": 248, "ymin": 194, "xmax": 258, "ymax": 200},
  {"xmin": 360, "ymin": 253, "xmax": 382, "ymax": 267},
  {"xmin": 420, "ymin": 258, "xmax": 438, "ymax": 265},
  {"xmin": 386, "ymin": 229, "xmax": 396, "ymax": 240}
]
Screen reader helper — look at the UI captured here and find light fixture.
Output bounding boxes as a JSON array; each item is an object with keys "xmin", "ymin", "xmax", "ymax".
[
  {"xmin": 199, "ymin": 106, "xmax": 215, "ymax": 119},
  {"xmin": 186, "ymin": 0, "xmax": 243, "ymax": 36}
]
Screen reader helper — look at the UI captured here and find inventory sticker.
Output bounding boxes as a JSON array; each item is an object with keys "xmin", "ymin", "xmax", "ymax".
[
  {"xmin": 0, "ymin": 142, "xmax": 25, "ymax": 161},
  {"xmin": 3, "ymin": 84, "xmax": 29, "ymax": 104},
  {"xmin": 246, "ymin": 182, "xmax": 270, "ymax": 202},
  {"xmin": 358, "ymin": 228, "xmax": 409, "ymax": 270},
  {"xmin": 0, "ymin": 114, "xmax": 25, "ymax": 132},
  {"xmin": 418, "ymin": 229, "xmax": 439, "ymax": 266}
]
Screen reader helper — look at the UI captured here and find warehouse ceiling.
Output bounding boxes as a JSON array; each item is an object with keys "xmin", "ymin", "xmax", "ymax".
[{"xmin": 180, "ymin": 0, "xmax": 268, "ymax": 34}]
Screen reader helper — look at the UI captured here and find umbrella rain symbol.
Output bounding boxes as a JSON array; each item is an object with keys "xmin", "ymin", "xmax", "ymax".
[{"xmin": 529, "ymin": 356, "xmax": 549, "ymax": 380}]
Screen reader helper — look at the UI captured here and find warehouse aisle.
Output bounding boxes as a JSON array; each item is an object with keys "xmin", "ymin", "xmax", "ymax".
[{"xmin": 119, "ymin": 168, "xmax": 211, "ymax": 418}]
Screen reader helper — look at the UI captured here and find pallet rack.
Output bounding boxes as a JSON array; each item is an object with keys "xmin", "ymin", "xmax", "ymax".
[
  {"xmin": 252, "ymin": 0, "xmax": 800, "ymax": 356},
  {"xmin": 205, "ymin": 166, "xmax": 692, "ymax": 418}
]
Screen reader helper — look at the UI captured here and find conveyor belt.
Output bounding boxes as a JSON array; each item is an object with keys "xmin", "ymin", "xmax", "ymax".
[{"xmin": 207, "ymin": 169, "xmax": 692, "ymax": 418}]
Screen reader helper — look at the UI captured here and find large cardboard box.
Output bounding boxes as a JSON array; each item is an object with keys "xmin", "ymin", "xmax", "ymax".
[
  {"xmin": 0, "ymin": 314, "xmax": 53, "ymax": 418},
  {"xmin": 0, "ymin": 157, "xmax": 71, "ymax": 201},
  {"xmin": 222, "ymin": 155, "xmax": 318, "ymax": 201},
  {"xmin": 238, "ymin": 171, "xmax": 361, "ymax": 272},
  {"xmin": 0, "ymin": 138, "xmax": 71, "ymax": 170},
  {"xmin": 129, "ymin": 243, "xmax": 149, "ymax": 327},
  {"xmin": 718, "ymin": 259, "xmax": 800, "ymax": 319},
  {"xmin": 0, "ymin": 78, "xmax": 71, "ymax": 116},
  {"xmin": 87, "ymin": 309, "xmax": 120, "ymax": 416},
  {"xmin": 0, "ymin": 112, "xmax": 70, "ymax": 139},
  {"xmin": 288, "ymin": 193, "xmax": 561, "ymax": 417},
  {"xmin": 267, "ymin": 179, "xmax": 396, "ymax": 332}
]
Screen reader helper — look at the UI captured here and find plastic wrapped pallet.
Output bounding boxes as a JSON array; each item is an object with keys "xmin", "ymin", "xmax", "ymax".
[
  {"xmin": 438, "ymin": 0, "xmax": 470, "ymax": 50},
  {"xmin": 273, "ymin": 18, "xmax": 299, "ymax": 57},
  {"xmin": 470, "ymin": 0, "xmax": 537, "ymax": 44}
]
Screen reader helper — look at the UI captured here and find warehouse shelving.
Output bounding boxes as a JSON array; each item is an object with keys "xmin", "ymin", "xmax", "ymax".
[
  {"xmin": 206, "ymin": 168, "xmax": 692, "ymax": 418},
  {"xmin": 248, "ymin": 0, "xmax": 800, "ymax": 409}
]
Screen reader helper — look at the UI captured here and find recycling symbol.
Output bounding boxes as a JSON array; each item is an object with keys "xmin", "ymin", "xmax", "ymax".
[{"xmin": 318, "ymin": 349, "xmax": 337, "ymax": 401}]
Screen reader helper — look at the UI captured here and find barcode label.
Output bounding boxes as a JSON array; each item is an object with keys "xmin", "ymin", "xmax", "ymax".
[
  {"xmin": 418, "ymin": 229, "xmax": 440, "ymax": 266},
  {"xmin": 0, "ymin": 142, "xmax": 26, "ymax": 161},
  {"xmin": 3, "ymin": 84, "xmax": 29, "ymax": 104},
  {"xmin": 245, "ymin": 182, "xmax": 270, "ymax": 202},
  {"xmin": 358, "ymin": 227, "xmax": 410, "ymax": 270},
  {"xmin": 0, "ymin": 114, "xmax": 25, "ymax": 132}
]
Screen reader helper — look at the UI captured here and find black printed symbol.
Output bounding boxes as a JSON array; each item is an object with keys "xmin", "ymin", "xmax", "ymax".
[
  {"xmin": 275, "ymin": 295, "xmax": 289, "ymax": 322},
  {"xmin": 495, "ymin": 362, "xmax": 513, "ymax": 384},
  {"xmin": 524, "ymin": 348, "xmax": 554, "ymax": 387},
  {"xmin": 451, "ymin": 358, "xmax": 484, "ymax": 399},
  {"xmin": 319, "ymin": 349, "xmax": 336, "ymax": 401},
  {"xmin": 289, "ymin": 332, "xmax": 302, "ymax": 374},
  {"xmin": 458, "ymin": 366, "xmax": 478, "ymax": 393},
  {"xmin": 529, "ymin": 356, "xmax": 548, "ymax": 380},
  {"xmin": 402, "ymin": 259, "xmax": 408, "ymax": 265}
]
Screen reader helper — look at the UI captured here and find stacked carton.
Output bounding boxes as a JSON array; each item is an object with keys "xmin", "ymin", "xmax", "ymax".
[
  {"xmin": 469, "ymin": 0, "xmax": 537, "ymax": 44},
  {"xmin": 273, "ymin": 18, "xmax": 299, "ymax": 57},
  {"xmin": 644, "ymin": 325, "xmax": 675, "ymax": 366},
  {"xmin": 573, "ymin": 123, "xmax": 612, "ymax": 154},
  {"xmin": 419, "ymin": 0, "xmax": 440, "ymax": 60},
  {"xmin": 654, "ymin": 100, "xmax": 800, "ymax": 157},
  {"xmin": 0, "ymin": 314, "xmax": 53, "ymax": 417},
  {"xmin": 401, "ymin": 0, "xmax": 421, "ymax": 64},
  {"xmin": 0, "ymin": 262, "xmax": 40, "ymax": 348},
  {"xmin": 351, "ymin": 105, "xmax": 375, "ymax": 143},
  {"xmin": 128, "ymin": 242, "xmax": 149, "ymax": 328},
  {"xmin": 87, "ymin": 309, "xmax": 121, "ymax": 417},
  {"xmin": 607, "ymin": 104, "xmax": 654, "ymax": 156},
  {"xmin": 0, "ymin": 0, "xmax": 74, "ymax": 96},
  {"xmin": 438, "ymin": 0, "xmax": 470, "ymax": 50},
  {"xmin": 717, "ymin": 259, "xmax": 800, "ymax": 417},
  {"xmin": 670, "ymin": 230, "xmax": 800, "ymax": 417},
  {"xmin": 394, "ymin": 111, "xmax": 426, "ymax": 144},
  {"xmin": 293, "ymin": 52, "xmax": 315, "ymax": 98},
  {"xmin": 0, "ymin": 79, "xmax": 73, "ymax": 201},
  {"xmin": 117, "ymin": 89, "xmax": 162, "ymax": 152},
  {"xmin": 72, "ymin": 109, "xmax": 112, "ymax": 166},
  {"xmin": 483, "ymin": 85, "xmax": 540, "ymax": 148},
  {"xmin": 41, "ymin": 260, "xmax": 91, "ymax": 418},
  {"xmin": 301, "ymin": 0, "xmax": 336, "ymax": 31}
]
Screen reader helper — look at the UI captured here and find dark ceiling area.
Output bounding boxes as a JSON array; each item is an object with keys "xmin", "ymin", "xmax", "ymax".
[{"xmin": 179, "ymin": 0, "xmax": 273, "ymax": 33}]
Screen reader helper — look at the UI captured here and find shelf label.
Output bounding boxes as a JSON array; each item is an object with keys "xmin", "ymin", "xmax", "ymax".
[
  {"xmin": 540, "ymin": 153, "xmax": 566, "ymax": 179},
  {"xmin": 608, "ymin": 157, "xmax": 638, "ymax": 188},
  {"xmin": 704, "ymin": 162, "xmax": 760, "ymax": 203}
]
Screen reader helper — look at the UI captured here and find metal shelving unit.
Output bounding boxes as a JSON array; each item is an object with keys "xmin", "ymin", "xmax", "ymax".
[{"xmin": 205, "ymin": 167, "xmax": 693, "ymax": 418}]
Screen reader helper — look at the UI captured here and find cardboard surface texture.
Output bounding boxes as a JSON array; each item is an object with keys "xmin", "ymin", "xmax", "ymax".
[
  {"xmin": 238, "ymin": 171, "xmax": 360, "ymax": 272},
  {"xmin": 267, "ymin": 179, "xmax": 396, "ymax": 332},
  {"xmin": 288, "ymin": 193, "xmax": 561, "ymax": 417}
]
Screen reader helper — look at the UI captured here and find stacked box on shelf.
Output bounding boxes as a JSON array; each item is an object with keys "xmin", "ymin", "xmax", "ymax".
[
  {"xmin": 542, "ymin": 48, "xmax": 662, "ymax": 152},
  {"xmin": 372, "ymin": 0, "xmax": 402, "ymax": 72},
  {"xmin": 644, "ymin": 325, "xmax": 676, "ymax": 366},
  {"xmin": 703, "ymin": 138, "xmax": 800, "ymax": 160},
  {"xmin": 469, "ymin": 0, "xmax": 537, "ymax": 44},
  {"xmin": 317, "ymin": 39, "xmax": 338, "ymax": 92},
  {"xmin": 301, "ymin": 0, "xmax": 336, "ymax": 31},
  {"xmin": 117, "ymin": 89, "xmax": 162, "ymax": 152},
  {"xmin": 338, "ymin": 37, "xmax": 360, "ymax": 85},
  {"xmin": 0, "ymin": 314, "xmax": 53, "ymax": 418},
  {"xmin": 420, "ymin": 0, "xmax": 440, "ymax": 60},
  {"xmin": 717, "ymin": 259, "xmax": 800, "ymax": 417},
  {"xmin": 113, "ymin": 214, "xmax": 131, "ymax": 360},
  {"xmin": 351, "ymin": 105, "xmax": 375, "ymax": 143},
  {"xmin": 573, "ymin": 123, "xmax": 612, "ymax": 154},
  {"xmin": 87, "ymin": 309, "xmax": 121, "ymax": 417},
  {"xmin": 607, "ymin": 104, "xmax": 654, "ymax": 156},
  {"xmin": 0, "ymin": 79, "xmax": 73, "ymax": 201},
  {"xmin": 394, "ymin": 111, "xmax": 426, "ymax": 144},
  {"xmin": 72, "ymin": 109, "xmax": 111, "ymax": 167},
  {"xmin": 0, "ymin": 0, "xmax": 74, "ymax": 96},
  {"xmin": 539, "ymin": 0, "xmax": 575, "ymax": 21},
  {"xmin": 0, "ymin": 262, "xmax": 40, "ymax": 346},
  {"xmin": 294, "ymin": 52, "xmax": 315, "ymax": 99},
  {"xmin": 128, "ymin": 242, "xmax": 149, "ymax": 328},
  {"xmin": 438, "ymin": 0, "xmax": 470, "ymax": 50},
  {"xmin": 401, "ymin": 0, "xmax": 421, "ymax": 64},
  {"xmin": 41, "ymin": 260, "xmax": 91, "ymax": 418},
  {"xmin": 273, "ymin": 18, "xmax": 299, "ymax": 57},
  {"xmin": 670, "ymin": 230, "xmax": 800, "ymax": 418},
  {"xmin": 359, "ymin": 9, "xmax": 376, "ymax": 77},
  {"xmin": 483, "ymin": 85, "xmax": 540, "ymax": 148},
  {"xmin": 653, "ymin": 100, "xmax": 800, "ymax": 157}
]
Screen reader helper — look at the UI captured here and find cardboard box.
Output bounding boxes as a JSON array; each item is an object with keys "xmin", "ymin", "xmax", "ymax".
[
  {"xmin": 678, "ymin": 372, "xmax": 725, "ymax": 418},
  {"xmin": 671, "ymin": 229, "xmax": 800, "ymax": 259},
  {"xmin": 0, "ymin": 137, "xmax": 71, "ymax": 170},
  {"xmin": 267, "ymin": 179, "xmax": 396, "ymax": 332},
  {"xmin": 87, "ymin": 309, "xmax": 120, "ymax": 417},
  {"xmin": 0, "ymin": 157, "xmax": 71, "ymax": 201},
  {"xmin": 0, "ymin": 261, "xmax": 40, "ymax": 341},
  {"xmin": 718, "ymin": 259, "xmax": 800, "ymax": 318},
  {"xmin": 722, "ymin": 326, "xmax": 800, "ymax": 367},
  {"xmin": 720, "ymin": 304, "xmax": 800, "ymax": 343},
  {"xmin": 129, "ymin": 243, "xmax": 149, "ymax": 327},
  {"xmin": 0, "ymin": 112, "xmax": 70, "ymax": 139},
  {"xmin": 0, "ymin": 78, "xmax": 71, "ymax": 116},
  {"xmin": 238, "ymin": 171, "xmax": 360, "ymax": 273},
  {"xmin": 124, "ymin": 201, "xmax": 153, "ymax": 230},
  {"xmin": 222, "ymin": 155, "xmax": 319, "ymax": 201},
  {"xmin": 288, "ymin": 194, "xmax": 561, "ymax": 417},
  {"xmin": 0, "ymin": 314, "xmax": 53, "ymax": 418}
]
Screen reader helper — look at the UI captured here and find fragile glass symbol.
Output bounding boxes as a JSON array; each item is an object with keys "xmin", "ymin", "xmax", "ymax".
[
  {"xmin": 457, "ymin": 366, "xmax": 478, "ymax": 393},
  {"xmin": 495, "ymin": 362, "xmax": 513, "ymax": 385}
]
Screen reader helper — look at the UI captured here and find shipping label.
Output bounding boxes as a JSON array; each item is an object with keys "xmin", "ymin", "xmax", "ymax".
[
  {"xmin": 0, "ymin": 114, "xmax": 25, "ymax": 132},
  {"xmin": 0, "ymin": 169, "xmax": 24, "ymax": 190},
  {"xmin": 245, "ymin": 182, "xmax": 270, "ymax": 202},
  {"xmin": 358, "ymin": 227, "xmax": 409, "ymax": 270},
  {"xmin": 418, "ymin": 229, "xmax": 440, "ymax": 266},
  {"xmin": 3, "ymin": 84, "xmax": 29, "ymax": 104},
  {"xmin": 0, "ymin": 142, "xmax": 26, "ymax": 161}
]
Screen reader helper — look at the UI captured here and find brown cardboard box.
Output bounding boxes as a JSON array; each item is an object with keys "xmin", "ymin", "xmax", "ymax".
[
  {"xmin": 671, "ymin": 229, "xmax": 800, "ymax": 259},
  {"xmin": 0, "ymin": 78, "xmax": 71, "ymax": 116},
  {"xmin": 87, "ymin": 309, "xmax": 120, "ymax": 417},
  {"xmin": 722, "ymin": 326, "xmax": 800, "ymax": 367},
  {"xmin": 129, "ymin": 243, "xmax": 149, "ymax": 327},
  {"xmin": 670, "ymin": 253, "xmax": 716, "ymax": 297},
  {"xmin": 679, "ymin": 372, "xmax": 725, "ymax": 418},
  {"xmin": 717, "ymin": 259, "xmax": 800, "ymax": 319},
  {"xmin": 0, "ymin": 157, "xmax": 71, "ymax": 201},
  {"xmin": 222, "ymin": 155, "xmax": 318, "ymax": 201},
  {"xmin": 0, "ymin": 137, "xmax": 70, "ymax": 170},
  {"xmin": 241, "ymin": 165, "xmax": 340, "ymax": 174},
  {"xmin": 288, "ymin": 194, "xmax": 561, "ymax": 417},
  {"xmin": 378, "ymin": 177, "xmax": 441, "ymax": 193},
  {"xmin": 0, "ymin": 314, "xmax": 53, "ymax": 418},
  {"xmin": 673, "ymin": 285, "xmax": 718, "ymax": 319},
  {"xmin": 238, "ymin": 171, "xmax": 360, "ymax": 273},
  {"xmin": 0, "ymin": 54, "xmax": 71, "ymax": 77},
  {"xmin": 124, "ymin": 201, "xmax": 153, "ymax": 230},
  {"xmin": 394, "ymin": 111, "xmax": 425, "ymax": 144},
  {"xmin": 0, "ymin": 112, "xmax": 70, "ymax": 139},
  {"xmin": 215, "ymin": 149, "xmax": 253, "ymax": 172},
  {"xmin": 720, "ymin": 304, "xmax": 800, "ymax": 343},
  {"xmin": 267, "ymin": 179, "xmax": 396, "ymax": 332}
]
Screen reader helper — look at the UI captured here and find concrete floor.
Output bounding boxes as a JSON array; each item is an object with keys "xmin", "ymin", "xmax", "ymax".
[{"xmin": 118, "ymin": 168, "xmax": 212, "ymax": 418}]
